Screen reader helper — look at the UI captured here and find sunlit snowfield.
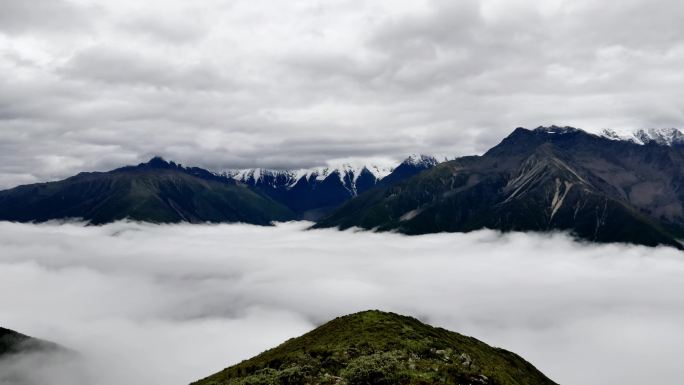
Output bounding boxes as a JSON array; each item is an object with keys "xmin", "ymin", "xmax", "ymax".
[{"xmin": 1, "ymin": 221, "xmax": 683, "ymax": 385}]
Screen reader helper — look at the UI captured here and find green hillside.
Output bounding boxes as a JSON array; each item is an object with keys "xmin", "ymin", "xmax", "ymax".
[
  {"xmin": 193, "ymin": 310, "xmax": 556, "ymax": 385},
  {"xmin": 0, "ymin": 157, "xmax": 294, "ymax": 225}
]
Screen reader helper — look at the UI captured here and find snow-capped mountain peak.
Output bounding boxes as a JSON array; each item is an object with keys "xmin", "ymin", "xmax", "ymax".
[
  {"xmin": 534, "ymin": 125, "xmax": 581, "ymax": 134},
  {"xmin": 598, "ymin": 127, "xmax": 684, "ymax": 146},
  {"xmin": 633, "ymin": 128, "xmax": 684, "ymax": 146},
  {"xmin": 599, "ymin": 128, "xmax": 634, "ymax": 141},
  {"xmin": 224, "ymin": 163, "xmax": 395, "ymax": 195},
  {"xmin": 222, "ymin": 155, "xmax": 441, "ymax": 201},
  {"xmin": 402, "ymin": 154, "xmax": 439, "ymax": 167},
  {"xmin": 225, "ymin": 168, "xmax": 299, "ymax": 187}
]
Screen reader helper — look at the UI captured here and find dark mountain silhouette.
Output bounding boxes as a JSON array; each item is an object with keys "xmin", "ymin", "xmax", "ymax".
[
  {"xmin": 316, "ymin": 126, "xmax": 684, "ymax": 249},
  {"xmin": 0, "ymin": 327, "xmax": 61, "ymax": 357},
  {"xmin": 0, "ymin": 157, "xmax": 294, "ymax": 225}
]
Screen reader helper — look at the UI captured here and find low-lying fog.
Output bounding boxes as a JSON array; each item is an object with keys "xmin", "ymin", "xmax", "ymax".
[{"xmin": 1, "ymin": 221, "xmax": 683, "ymax": 385}]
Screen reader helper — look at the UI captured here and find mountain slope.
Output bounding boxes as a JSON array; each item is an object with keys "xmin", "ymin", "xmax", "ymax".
[
  {"xmin": 0, "ymin": 157, "xmax": 294, "ymax": 225},
  {"xmin": 0, "ymin": 327, "xmax": 60, "ymax": 357},
  {"xmin": 316, "ymin": 126, "xmax": 684, "ymax": 249},
  {"xmin": 380, "ymin": 154, "xmax": 439, "ymax": 186},
  {"xmin": 192, "ymin": 310, "xmax": 556, "ymax": 385}
]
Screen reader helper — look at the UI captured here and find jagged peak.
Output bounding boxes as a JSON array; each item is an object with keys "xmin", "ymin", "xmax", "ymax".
[
  {"xmin": 401, "ymin": 154, "xmax": 439, "ymax": 167},
  {"xmin": 225, "ymin": 163, "xmax": 395, "ymax": 187},
  {"xmin": 139, "ymin": 156, "xmax": 179, "ymax": 169},
  {"xmin": 598, "ymin": 127, "xmax": 684, "ymax": 146},
  {"xmin": 634, "ymin": 128, "xmax": 684, "ymax": 145},
  {"xmin": 533, "ymin": 125, "xmax": 582, "ymax": 134}
]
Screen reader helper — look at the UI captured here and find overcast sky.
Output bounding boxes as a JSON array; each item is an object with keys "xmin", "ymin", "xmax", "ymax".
[
  {"xmin": 2, "ymin": 221, "xmax": 684, "ymax": 385},
  {"xmin": 2, "ymin": 0, "xmax": 684, "ymax": 188}
]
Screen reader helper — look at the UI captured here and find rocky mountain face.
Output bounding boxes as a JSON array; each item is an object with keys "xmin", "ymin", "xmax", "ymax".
[
  {"xmin": 192, "ymin": 310, "xmax": 557, "ymax": 385},
  {"xmin": 226, "ymin": 155, "xmax": 439, "ymax": 220},
  {"xmin": 0, "ymin": 157, "xmax": 295, "ymax": 225},
  {"xmin": 316, "ymin": 126, "xmax": 684, "ymax": 248}
]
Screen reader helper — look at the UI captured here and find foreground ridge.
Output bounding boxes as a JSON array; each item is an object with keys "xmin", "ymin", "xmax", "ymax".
[{"xmin": 192, "ymin": 310, "xmax": 557, "ymax": 385}]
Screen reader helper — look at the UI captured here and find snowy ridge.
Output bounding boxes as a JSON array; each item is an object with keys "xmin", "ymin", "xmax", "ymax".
[
  {"xmin": 402, "ymin": 154, "xmax": 439, "ymax": 167},
  {"xmin": 225, "ymin": 168, "xmax": 299, "ymax": 188},
  {"xmin": 224, "ymin": 163, "xmax": 395, "ymax": 195},
  {"xmin": 599, "ymin": 128, "xmax": 684, "ymax": 146},
  {"xmin": 534, "ymin": 126, "xmax": 582, "ymax": 135},
  {"xmin": 227, "ymin": 164, "xmax": 392, "ymax": 184},
  {"xmin": 531, "ymin": 126, "xmax": 684, "ymax": 146},
  {"xmin": 222, "ymin": 155, "xmax": 440, "ymax": 196}
]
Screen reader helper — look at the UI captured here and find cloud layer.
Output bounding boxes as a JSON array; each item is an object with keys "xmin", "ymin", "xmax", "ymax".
[
  {"xmin": 2, "ymin": 0, "xmax": 684, "ymax": 188},
  {"xmin": 1, "ymin": 221, "xmax": 683, "ymax": 385}
]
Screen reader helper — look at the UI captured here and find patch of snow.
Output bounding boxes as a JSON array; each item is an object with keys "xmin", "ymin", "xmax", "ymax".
[
  {"xmin": 399, "ymin": 209, "xmax": 422, "ymax": 222},
  {"xmin": 550, "ymin": 178, "xmax": 573, "ymax": 220}
]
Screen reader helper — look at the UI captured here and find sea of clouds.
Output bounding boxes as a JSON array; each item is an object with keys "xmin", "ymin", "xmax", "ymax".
[{"xmin": 1, "ymin": 221, "xmax": 683, "ymax": 385}]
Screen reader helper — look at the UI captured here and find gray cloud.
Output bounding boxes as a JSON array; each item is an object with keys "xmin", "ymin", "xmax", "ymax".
[
  {"xmin": 119, "ymin": 14, "xmax": 208, "ymax": 44},
  {"xmin": 60, "ymin": 46, "xmax": 232, "ymax": 90},
  {"xmin": 1, "ymin": 221, "xmax": 683, "ymax": 385},
  {"xmin": 0, "ymin": 0, "xmax": 92, "ymax": 34},
  {"xmin": 2, "ymin": 0, "xmax": 684, "ymax": 188}
]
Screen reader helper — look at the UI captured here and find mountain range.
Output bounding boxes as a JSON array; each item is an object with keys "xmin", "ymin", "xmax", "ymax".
[
  {"xmin": 225, "ymin": 155, "xmax": 438, "ymax": 220},
  {"xmin": 192, "ymin": 310, "xmax": 556, "ymax": 385},
  {"xmin": 318, "ymin": 126, "xmax": 684, "ymax": 248},
  {"xmin": 2, "ymin": 126, "xmax": 684, "ymax": 248},
  {"xmin": 0, "ymin": 154, "xmax": 437, "ymax": 225}
]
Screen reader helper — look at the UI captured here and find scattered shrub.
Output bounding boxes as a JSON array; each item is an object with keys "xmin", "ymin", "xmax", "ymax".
[{"xmin": 341, "ymin": 351, "xmax": 404, "ymax": 385}]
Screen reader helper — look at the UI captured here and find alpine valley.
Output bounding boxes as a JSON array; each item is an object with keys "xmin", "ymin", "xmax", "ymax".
[{"xmin": 3, "ymin": 126, "xmax": 684, "ymax": 248}]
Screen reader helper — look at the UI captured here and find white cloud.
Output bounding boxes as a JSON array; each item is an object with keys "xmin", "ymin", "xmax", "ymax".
[
  {"xmin": 2, "ymin": 0, "xmax": 684, "ymax": 188},
  {"xmin": 0, "ymin": 221, "xmax": 683, "ymax": 385}
]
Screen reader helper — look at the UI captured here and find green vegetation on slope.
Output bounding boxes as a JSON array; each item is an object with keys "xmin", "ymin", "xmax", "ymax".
[
  {"xmin": 193, "ymin": 310, "xmax": 556, "ymax": 385},
  {"xmin": 0, "ymin": 158, "xmax": 295, "ymax": 225}
]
